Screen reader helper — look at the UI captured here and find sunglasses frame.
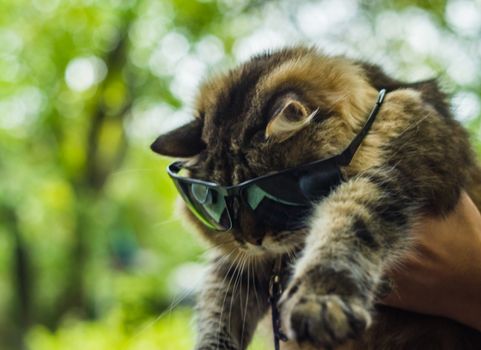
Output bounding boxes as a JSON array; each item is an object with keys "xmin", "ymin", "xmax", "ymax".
[{"xmin": 166, "ymin": 89, "xmax": 386, "ymax": 231}]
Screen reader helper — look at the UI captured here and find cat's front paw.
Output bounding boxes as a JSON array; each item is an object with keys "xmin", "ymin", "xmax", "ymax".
[{"xmin": 280, "ymin": 284, "xmax": 371, "ymax": 348}]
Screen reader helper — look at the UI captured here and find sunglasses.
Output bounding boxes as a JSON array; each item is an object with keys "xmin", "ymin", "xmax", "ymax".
[{"xmin": 167, "ymin": 89, "xmax": 386, "ymax": 231}]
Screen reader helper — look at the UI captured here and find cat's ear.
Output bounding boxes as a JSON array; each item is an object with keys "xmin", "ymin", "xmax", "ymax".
[
  {"xmin": 265, "ymin": 97, "xmax": 318, "ymax": 143},
  {"xmin": 150, "ymin": 119, "xmax": 205, "ymax": 157}
]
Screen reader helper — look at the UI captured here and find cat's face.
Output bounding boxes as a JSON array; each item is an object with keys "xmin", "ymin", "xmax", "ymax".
[{"xmin": 152, "ymin": 47, "xmax": 378, "ymax": 257}]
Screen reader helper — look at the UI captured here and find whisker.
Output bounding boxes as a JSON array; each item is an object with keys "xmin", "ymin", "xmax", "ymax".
[
  {"xmin": 132, "ymin": 248, "xmax": 237, "ymax": 339},
  {"xmin": 216, "ymin": 251, "xmax": 243, "ymax": 350},
  {"xmin": 150, "ymin": 217, "xmax": 180, "ymax": 228},
  {"xmin": 240, "ymin": 255, "xmax": 251, "ymax": 348},
  {"xmin": 228, "ymin": 253, "xmax": 247, "ymax": 334},
  {"xmin": 251, "ymin": 256, "xmax": 261, "ymax": 309},
  {"xmin": 201, "ymin": 239, "xmax": 237, "ymax": 256}
]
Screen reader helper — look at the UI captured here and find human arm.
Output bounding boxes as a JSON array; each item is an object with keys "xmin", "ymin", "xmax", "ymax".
[{"xmin": 382, "ymin": 191, "xmax": 481, "ymax": 332}]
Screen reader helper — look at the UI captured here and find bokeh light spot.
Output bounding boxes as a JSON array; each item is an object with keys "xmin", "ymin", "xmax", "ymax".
[{"xmin": 65, "ymin": 56, "xmax": 107, "ymax": 92}]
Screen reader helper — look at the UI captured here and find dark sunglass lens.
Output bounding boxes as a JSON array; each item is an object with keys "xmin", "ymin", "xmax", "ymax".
[
  {"xmin": 197, "ymin": 188, "xmax": 223, "ymax": 222},
  {"xmin": 245, "ymin": 184, "xmax": 300, "ymax": 210},
  {"xmin": 241, "ymin": 165, "xmax": 341, "ymax": 230},
  {"xmin": 245, "ymin": 185, "xmax": 265, "ymax": 210},
  {"xmin": 191, "ymin": 183, "xmax": 211, "ymax": 204},
  {"xmin": 175, "ymin": 181, "xmax": 231, "ymax": 230},
  {"xmin": 249, "ymin": 194, "xmax": 311, "ymax": 230},
  {"xmin": 299, "ymin": 167, "xmax": 342, "ymax": 200},
  {"xmin": 173, "ymin": 181, "xmax": 216, "ymax": 229},
  {"xmin": 250, "ymin": 175, "xmax": 309, "ymax": 206},
  {"xmin": 242, "ymin": 184, "xmax": 310, "ymax": 230}
]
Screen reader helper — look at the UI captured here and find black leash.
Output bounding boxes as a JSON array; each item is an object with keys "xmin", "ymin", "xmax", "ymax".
[{"xmin": 268, "ymin": 257, "xmax": 288, "ymax": 350}]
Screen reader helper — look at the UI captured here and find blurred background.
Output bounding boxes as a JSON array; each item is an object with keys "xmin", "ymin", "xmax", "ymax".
[{"xmin": 1, "ymin": 0, "xmax": 480, "ymax": 349}]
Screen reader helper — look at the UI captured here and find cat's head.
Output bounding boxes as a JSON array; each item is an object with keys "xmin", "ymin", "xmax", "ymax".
[{"xmin": 152, "ymin": 46, "xmax": 380, "ymax": 257}]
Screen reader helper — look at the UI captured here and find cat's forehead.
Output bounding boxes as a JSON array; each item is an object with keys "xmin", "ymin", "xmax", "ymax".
[
  {"xmin": 189, "ymin": 47, "xmax": 376, "ymax": 179},
  {"xmin": 195, "ymin": 47, "xmax": 312, "ymax": 108},
  {"xmin": 194, "ymin": 47, "xmax": 319, "ymax": 132},
  {"xmin": 194, "ymin": 47, "xmax": 368, "ymax": 133}
]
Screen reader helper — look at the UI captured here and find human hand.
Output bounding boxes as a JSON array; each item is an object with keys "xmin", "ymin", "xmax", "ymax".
[{"xmin": 381, "ymin": 191, "xmax": 481, "ymax": 332}]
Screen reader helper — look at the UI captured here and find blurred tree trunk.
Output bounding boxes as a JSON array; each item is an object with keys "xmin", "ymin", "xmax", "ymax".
[
  {"xmin": 1, "ymin": 205, "xmax": 30, "ymax": 350},
  {"xmin": 53, "ymin": 15, "xmax": 135, "ymax": 324}
]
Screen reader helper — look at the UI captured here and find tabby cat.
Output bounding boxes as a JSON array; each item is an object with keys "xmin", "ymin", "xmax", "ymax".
[{"xmin": 151, "ymin": 46, "xmax": 481, "ymax": 349}]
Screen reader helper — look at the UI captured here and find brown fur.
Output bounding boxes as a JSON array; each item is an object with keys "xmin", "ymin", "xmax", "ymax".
[{"xmin": 151, "ymin": 46, "xmax": 481, "ymax": 349}]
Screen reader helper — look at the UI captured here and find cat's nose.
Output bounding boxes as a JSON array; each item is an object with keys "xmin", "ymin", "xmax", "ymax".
[
  {"xmin": 238, "ymin": 206, "xmax": 265, "ymax": 246},
  {"xmin": 245, "ymin": 235, "xmax": 263, "ymax": 246}
]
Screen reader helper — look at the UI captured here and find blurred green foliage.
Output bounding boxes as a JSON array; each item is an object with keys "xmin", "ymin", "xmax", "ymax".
[
  {"xmin": 26, "ymin": 309, "xmax": 197, "ymax": 350},
  {"xmin": 0, "ymin": 0, "xmax": 480, "ymax": 349},
  {"xmin": 26, "ymin": 309, "xmax": 267, "ymax": 350}
]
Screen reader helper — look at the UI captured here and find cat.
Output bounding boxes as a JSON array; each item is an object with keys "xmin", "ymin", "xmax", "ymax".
[{"xmin": 151, "ymin": 46, "xmax": 481, "ymax": 349}]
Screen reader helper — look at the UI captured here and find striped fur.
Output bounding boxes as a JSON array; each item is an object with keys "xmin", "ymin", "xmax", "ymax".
[{"xmin": 153, "ymin": 46, "xmax": 481, "ymax": 349}]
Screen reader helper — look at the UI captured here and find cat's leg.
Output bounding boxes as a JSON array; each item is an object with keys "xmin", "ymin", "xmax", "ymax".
[
  {"xmin": 279, "ymin": 170, "xmax": 419, "ymax": 349},
  {"xmin": 195, "ymin": 254, "xmax": 270, "ymax": 350}
]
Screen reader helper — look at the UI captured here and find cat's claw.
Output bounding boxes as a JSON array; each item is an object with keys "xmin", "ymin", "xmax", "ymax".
[{"xmin": 280, "ymin": 287, "xmax": 371, "ymax": 348}]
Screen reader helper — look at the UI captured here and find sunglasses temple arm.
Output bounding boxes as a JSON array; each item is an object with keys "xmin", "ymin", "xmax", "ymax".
[{"xmin": 336, "ymin": 89, "xmax": 386, "ymax": 166}]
